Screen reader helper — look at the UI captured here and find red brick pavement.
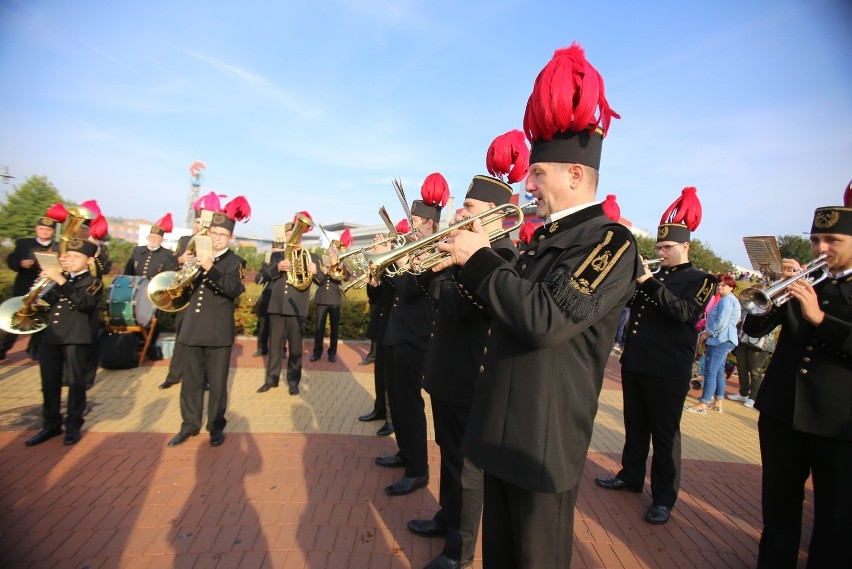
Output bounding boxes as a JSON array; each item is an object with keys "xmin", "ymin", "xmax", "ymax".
[{"xmin": 0, "ymin": 338, "xmax": 814, "ymax": 568}]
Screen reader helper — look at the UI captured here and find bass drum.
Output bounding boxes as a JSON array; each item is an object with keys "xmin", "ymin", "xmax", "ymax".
[{"xmin": 107, "ymin": 275, "xmax": 155, "ymax": 327}]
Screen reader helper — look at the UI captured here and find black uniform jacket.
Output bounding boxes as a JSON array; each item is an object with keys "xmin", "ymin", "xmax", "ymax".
[
  {"xmin": 366, "ymin": 278, "xmax": 394, "ymax": 343},
  {"xmin": 620, "ymin": 263, "xmax": 716, "ymax": 379},
  {"xmin": 743, "ymin": 274, "xmax": 852, "ymax": 440},
  {"xmin": 7, "ymin": 238, "xmax": 59, "ymax": 296},
  {"xmin": 124, "ymin": 246, "xmax": 179, "ymax": 279},
  {"xmin": 313, "ymin": 271, "xmax": 345, "ymax": 306},
  {"xmin": 174, "ymin": 235, "xmax": 192, "ymax": 258},
  {"xmin": 177, "ymin": 249, "xmax": 245, "ymax": 347},
  {"xmin": 459, "ymin": 204, "xmax": 640, "ymax": 493},
  {"xmin": 39, "ymin": 272, "xmax": 103, "ymax": 345},
  {"xmin": 254, "ymin": 262, "xmax": 272, "ymax": 310},
  {"xmin": 384, "ymin": 269, "xmax": 446, "ymax": 351},
  {"xmin": 423, "ymin": 236, "xmax": 519, "ymax": 406},
  {"xmin": 263, "ymin": 251, "xmax": 312, "ymax": 317}
]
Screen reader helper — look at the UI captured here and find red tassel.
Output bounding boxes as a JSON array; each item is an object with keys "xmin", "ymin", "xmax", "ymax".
[
  {"xmin": 80, "ymin": 199, "xmax": 101, "ymax": 217},
  {"xmin": 89, "ymin": 215, "xmax": 109, "ymax": 240},
  {"xmin": 487, "ymin": 130, "xmax": 530, "ymax": 184},
  {"xmin": 294, "ymin": 211, "xmax": 313, "ymax": 232},
  {"xmin": 602, "ymin": 194, "xmax": 621, "ymax": 221},
  {"xmin": 340, "ymin": 228, "xmax": 353, "ymax": 248},
  {"xmin": 224, "ymin": 196, "xmax": 251, "ymax": 222},
  {"xmin": 660, "ymin": 187, "xmax": 702, "ymax": 231},
  {"xmin": 46, "ymin": 203, "xmax": 68, "ymax": 223},
  {"xmin": 844, "ymin": 180, "xmax": 851, "ymax": 207},
  {"xmin": 194, "ymin": 191, "xmax": 226, "ymax": 212},
  {"xmin": 396, "ymin": 218, "xmax": 410, "ymax": 235},
  {"xmin": 523, "ymin": 42, "xmax": 620, "ymax": 143},
  {"xmin": 421, "ymin": 173, "xmax": 449, "ymax": 207},
  {"xmin": 155, "ymin": 213, "xmax": 173, "ymax": 233},
  {"xmin": 519, "ymin": 221, "xmax": 536, "ymax": 245}
]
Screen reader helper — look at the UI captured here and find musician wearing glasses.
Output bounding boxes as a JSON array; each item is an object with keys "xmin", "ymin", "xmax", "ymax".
[
  {"xmin": 256, "ymin": 217, "xmax": 317, "ymax": 396},
  {"xmin": 742, "ymin": 189, "xmax": 852, "ymax": 568},
  {"xmin": 310, "ymin": 242, "xmax": 348, "ymax": 363},
  {"xmin": 167, "ymin": 209, "xmax": 247, "ymax": 448},
  {"xmin": 596, "ymin": 187, "xmax": 715, "ymax": 526}
]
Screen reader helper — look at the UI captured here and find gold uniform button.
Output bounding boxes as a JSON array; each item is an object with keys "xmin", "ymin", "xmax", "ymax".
[
  {"xmin": 528, "ymin": 250, "xmax": 535, "ymax": 256},
  {"xmin": 487, "ymin": 329, "xmax": 491, "ymax": 336},
  {"xmin": 521, "ymin": 264, "xmax": 527, "ymax": 271},
  {"xmin": 483, "ymin": 347, "xmax": 488, "ymax": 355},
  {"xmin": 803, "ymin": 357, "xmax": 811, "ymax": 363},
  {"xmin": 195, "ymin": 309, "xmax": 201, "ymax": 313},
  {"xmin": 821, "ymin": 300, "xmax": 829, "ymax": 306},
  {"xmin": 806, "ymin": 346, "xmax": 813, "ymax": 352},
  {"xmin": 479, "ymin": 365, "xmax": 485, "ymax": 373},
  {"xmin": 538, "ymin": 235, "xmax": 545, "ymax": 242},
  {"xmin": 799, "ymin": 369, "xmax": 808, "ymax": 375}
]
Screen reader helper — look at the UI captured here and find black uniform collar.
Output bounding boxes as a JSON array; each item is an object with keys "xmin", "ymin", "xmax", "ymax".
[
  {"xmin": 532, "ymin": 203, "xmax": 607, "ymax": 244},
  {"xmin": 660, "ymin": 261, "xmax": 693, "ymax": 274}
]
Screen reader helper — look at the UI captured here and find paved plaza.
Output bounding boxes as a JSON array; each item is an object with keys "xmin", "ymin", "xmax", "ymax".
[{"xmin": 0, "ymin": 337, "xmax": 813, "ymax": 568}]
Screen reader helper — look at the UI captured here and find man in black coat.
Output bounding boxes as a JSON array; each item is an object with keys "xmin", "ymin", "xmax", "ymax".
[
  {"xmin": 595, "ymin": 187, "xmax": 715, "ymax": 525},
  {"xmin": 310, "ymin": 243, "xmax": 348, "ymax": 363},
  {"xmin": 0, "ymin": 216, "xmax": 59, "ymax": 360},
  {"xmin": 743, "ymin": 194, "xmax": 852, "ymax": 568},
  {"xmin": 166, "ymin": 212, "xmax": 246, "ymax": 448},
  {"xmin": 252, "ymin": 253, "xmax": 273, "ymax": 357},
  {"xmin": 409, "ymin": 174, "xmax": 520, "ymax": 569},
  {"xmin": 256, "ymin": 221, "xmax": 317, "ymax": 396},
  {"xmin": 434, "ymin": 44, "xmax": 638, "ymax": 568},
  {"xmin": 25, "ymin": 238, "xmax": 102, "ymax": 447},
  {"xmin": 123, "ymin": 216, "xmax": 179, "ymax": 278}
]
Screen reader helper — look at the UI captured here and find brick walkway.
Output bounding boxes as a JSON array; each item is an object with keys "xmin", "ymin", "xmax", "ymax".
[{"xmin": 0, "ymin": 338, "xmax": 813, "ymax": 568}]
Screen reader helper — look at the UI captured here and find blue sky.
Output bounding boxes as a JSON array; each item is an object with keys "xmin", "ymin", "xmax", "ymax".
[{"xmin": 1, "ymin": 0, "xmax": 849, "ymax": 267}]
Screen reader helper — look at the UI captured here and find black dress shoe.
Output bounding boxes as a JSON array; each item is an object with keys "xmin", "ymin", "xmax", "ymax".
[
  {"xmin": 210, "ymin": 431, "xmax": 225, "ymax": 447},
  {"xmin": 257, "ymin": 383, "xmax": 277, "ymax": 393},
  {"xmin": 358, "ymin": 411, "xmax": 385, "ymax": 422},
  {"xmin": 376, "ymin": 422, "xmax": 394, "ymax": 437},
  {"xmin": 288, "ymin": 384, "xmax": 300, "ymax": 395},
  {"xmin": 328, "ymin": 354, "xmax": 337, "ymax": 363},
  {"xmin": 594, "ymin": 476, "xmax": 642, "ymax": 493},
  {"xmin": 309, "ymin": 354, "xmax": 321, "ymax": 362},
  {"xmin": 407, "ymin": 519, "xmax": 448, "ymax": 537},
  {"xmin": 167, "ymin": 431, "xmax": 199, "ymax": 447},
  {"xmin": 63, "ymin": 431, "xmax": 82, "ymax": 446},
  {"xmin": 385, "ymin": 474, "xmax": 428, "ymax": 496},
  {"xmin": 375, "ymin": 454, "xmax": 405, "ymax": 468},
  {"xmin": 425, "ymin": 554, "xmax": 465, "ymax": 569},
  {"xmin": 25, "ymin": 428, "xmax": 62, "ymax": 447},
  {"xmin": 645, "ymin": 504, "xmax": 671, "ymax": 524},
  {"xmin": 159, "ymin": 381, "xmax": 178, "ymax": 390}
]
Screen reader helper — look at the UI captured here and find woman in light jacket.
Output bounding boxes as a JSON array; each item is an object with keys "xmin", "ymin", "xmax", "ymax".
[{"xmin": 686, "ymin": 274, "xmax": 741, "ymax": 413}]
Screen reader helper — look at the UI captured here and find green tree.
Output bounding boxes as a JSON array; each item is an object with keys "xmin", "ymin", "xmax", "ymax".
[
  {"xmin": 777, "ymin": 234, "xmax": 812, "ymax": 264},
  {"xmin": 0, "ymin": 175, "xmax": 64, "ymax": 239}
]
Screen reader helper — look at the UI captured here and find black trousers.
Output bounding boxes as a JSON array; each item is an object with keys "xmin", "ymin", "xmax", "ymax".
[
  {"xmin": 482, "ymin": 472, "xmax": 577, "ymax": 568},
  {"xmin": 178, "ymin": 344, "xmax": 231, "ymax": 434},
  {"xmin": 38, "ymin": 343, "xmax": 91, "ymax": 432},
  {"xmin": 618, "ymin": 368, "xmax": 690, "ymax": 508},
  {"xmin": 385, "ymin": 344, "xmax": 428, "ymax": 477},
  {"xmin": 432, "ymin": 398, "xmax": 483, "ymax": 562},
  {"xmin": 256, "ymin": 305, "xmax": 270, "ymax": 354},
  {"xmin": 312, "ymin": 304, "xmax": 340, "ymax": 357},
  {"xmin": 757, "ymin": 414, "xmax": 852, "ymax": 569},
  {"xmin": 164, "ymin": 311, "xmax": 186, "ymax": 384},
  {"xmin": 267, "ymin": 314, "xmax": 305, "ymax": 387},
  {"xmin": 0, "ymin": 330, "xmax": 39, "ymax": 358},
  {"xmin": 370, "ymin": 342, "xmax": 387, "ymax": 418}
]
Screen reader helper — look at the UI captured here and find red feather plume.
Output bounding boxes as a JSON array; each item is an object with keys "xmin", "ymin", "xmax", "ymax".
[
  {"xmin": 421, "ymin": 173, "xmax": 449, "ymax": 207},
  {"xmin": 46, "ymin": 203, "xmax": 68, "ymax": 223},
  {"xmin": 523, "ymin": 42, "xmax": 620, "ymax": 143},
  {"xmin": 89, "ymin": 215, "xmax": 109, "ymax": 240},
  {"xmin": 602, "ymin": 194, "xmax": 621, "ymax": 222},
  {"xmin": 224, "ymin": 196, "xmax": 251, "ymax": 222},
  {"xmin": 294, "ymin": 211, "xmax": 313, "ymax": 232},
  {"xmin": 194, "ymin": 191, "xmax": 226, "ymax": 212},
  {"xmin": 340, "ymin": 228, "xmax": 353, "ymax": 248},
  {"xmin": 519, "ymin": 221, "xmax": 536, "ymax": 245},
  {"xmin": 660, "ymin": 187, "xmax": 702, "ymax": 231},
  {"xmin": 155, "ymin": 213, "xmax": 173, "ymax": 233},
  {"xmin": 844, "ymin": 180, "xmax": 851, "ymax": 207},
  {"xmin": 486, "ymin": 130, "xmax": 530, "ymax": 184},
  {"xmin": 396, "ymin": 218, "xmax": 410, "ymax": 235},
  {"xmin": 80, "ymin": 199, "xmax": 101, "ymax": 217}
]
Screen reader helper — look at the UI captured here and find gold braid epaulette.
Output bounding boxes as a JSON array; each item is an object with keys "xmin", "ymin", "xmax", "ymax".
[{"xmin": 546, "ymin": 230, "xmax": 632, "ymax": 322}]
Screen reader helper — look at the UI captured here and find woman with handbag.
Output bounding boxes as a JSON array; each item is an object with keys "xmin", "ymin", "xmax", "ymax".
[{"xmin": 729, "ymin": 316, "xmax": 777, "ymax": 408}]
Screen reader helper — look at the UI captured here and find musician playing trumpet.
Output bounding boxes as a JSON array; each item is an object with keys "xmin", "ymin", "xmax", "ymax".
[{"xmin": 310, "ymin": 240, "xmax": 350, "ymax": 363}]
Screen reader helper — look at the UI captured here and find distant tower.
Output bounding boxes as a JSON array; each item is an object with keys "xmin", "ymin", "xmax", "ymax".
[{"xmin": 186, "ymin": 161, "xmax": 205, "ymax": 226}]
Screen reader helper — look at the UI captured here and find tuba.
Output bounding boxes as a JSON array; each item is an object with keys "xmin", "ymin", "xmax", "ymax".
[
  {"xmin": 284, "ymin": 212, "xmax": 315, "ymax": 290},
  {"xmin": 147, "ymin": 211, "xmax": 213, "ymax": 312},
  {"xmin": 0, "ymin": 205, "xmax": 95, "ymax": 335}
]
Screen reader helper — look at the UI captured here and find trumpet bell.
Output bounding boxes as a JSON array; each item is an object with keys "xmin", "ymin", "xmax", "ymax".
[{"xmin": 0, "ymin": 296, "xmax": 50, "ymax": 335}]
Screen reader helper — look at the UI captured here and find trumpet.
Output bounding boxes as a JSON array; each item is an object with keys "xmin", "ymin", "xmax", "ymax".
[
  {"xmin": 739, "ymin": 254, "xmax": 829, "ymax": 316},
  {"xmin": 643, "ymin": 259, "xmax": 663, "ymax": 274},
  {"xmin": 361, "ymin": 204, "xmax": 523, "ymax": 281}
]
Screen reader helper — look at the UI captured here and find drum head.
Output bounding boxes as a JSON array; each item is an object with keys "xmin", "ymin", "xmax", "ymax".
[{"xmin": 108, "ymin": 275, "xmax": 155, "ymax": 328}]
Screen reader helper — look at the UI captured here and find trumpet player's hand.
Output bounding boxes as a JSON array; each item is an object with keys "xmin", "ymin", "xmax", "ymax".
[
  {"xmin": 199, "ymin": 254, "xmax": 214, "ymax": 272},
  {"xmin": 308, "ymin": 262, "xmax": 317, "ymax": 275},
  {"xmin": 20, "ymin": 259, "xmax": 35, "ymax": 269},
  {"xmin": 279, "ymin": 259, "xmax": 291, "ymax": 272},
  {"xmin": 788, "ymin": 278, "xmax": 824, "ymax": 326},
  {"xmin": 41, "ymin": 267, "xmax": 66, "ymax": 286},
  {"xmin": 372, "ymin": 234, "xmax": 391, "ymax": 254},
  {"xmin": 780, "ymin": 258, "xmax": 802, "ymax": 278},
  {"xmin": 178, "ymin": 252, "xmax": 193, "ymax": 265},
  {"xmin": 637, "ymin": 257, "xmax": 654, "ymax": 284},
  {"xmin": 434, "ymin": 218, "xmax": 489, "ymax": 270}
]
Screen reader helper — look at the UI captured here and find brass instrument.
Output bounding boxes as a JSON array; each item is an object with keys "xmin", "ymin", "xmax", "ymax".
[
  {"xmin": 316, "ymin": 222, "xmax": 350, "ymax": 281},
  {"xmin": 739, "ymin": 254, "xmax": 829, "ymax": 316},
  {"xmin": 147, "ymin": 210, "xmax": 213, "ymax": 312},
  {"xmin": 360, "ymin": 204, "xmax": 523, "ymax": 281},
  {"xmin": 0, "ymin": 205, "xmax": 95, "ymax": 334},
  {"xmin": 643, "ymin": 259, "xmax": 663, "ymax": 274},
  {"xmin": 284, "ymin": 212, "xmax": 315, "ymax": 291}
]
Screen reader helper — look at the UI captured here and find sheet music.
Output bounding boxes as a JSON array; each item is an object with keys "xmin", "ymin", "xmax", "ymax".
[
  {"xmin": 742, "ymin": 236, "xmax": 783, "ymax": 276},
  {"xmin": 34, "ymin": 251, "xmax": 61, "ymax": 272},
  {"xmin": 193, "ymin": 235, "xmax": 213, "ymax": 259}
]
